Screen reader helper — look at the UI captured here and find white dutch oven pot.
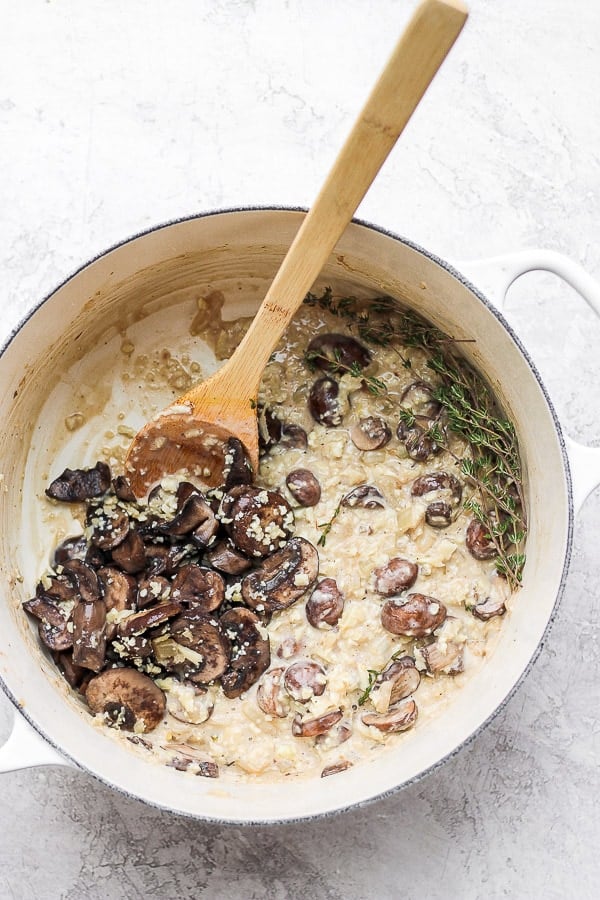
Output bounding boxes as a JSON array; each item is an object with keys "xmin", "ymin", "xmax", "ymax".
[{"xmin": 1, "ymin": 209, "xmax": 599, "ymax": 823}]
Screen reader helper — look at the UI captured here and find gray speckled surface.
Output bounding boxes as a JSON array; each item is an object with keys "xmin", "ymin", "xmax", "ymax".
[{"xmin": 1, "ymin": 1, "xmax": 600, "ymax": 897}]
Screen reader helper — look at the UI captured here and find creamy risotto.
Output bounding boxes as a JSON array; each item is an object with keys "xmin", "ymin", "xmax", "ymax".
[{"xmin": 22, "ymin": 289, "xmax": 526, "ymax": 781}]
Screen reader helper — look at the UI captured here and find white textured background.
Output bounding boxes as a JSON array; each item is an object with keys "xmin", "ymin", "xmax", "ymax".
[{"xmin": 1, "ymin": 1, "xmax": 600, "ymax": 897}]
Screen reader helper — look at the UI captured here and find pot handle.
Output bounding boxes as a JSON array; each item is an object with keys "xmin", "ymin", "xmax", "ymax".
[
  {"xmin": 0, "ymin": 708, "xmax": 73, "ymax": 773},
  {"xmin": 454, "ymin": 249, "xmax": 600, "ymax": 513}
]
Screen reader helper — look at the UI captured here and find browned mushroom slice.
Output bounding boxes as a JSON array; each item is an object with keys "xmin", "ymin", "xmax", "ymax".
[
  {"xmin": 372, "ymin": 558, "xmax": 418, "ymax": 596},
  {"xmin": 350, "ymin": 416, "xmax": 392, "ymax": 451},
  {"xmin": 284, "ymin": 660, "xmax": 327, "ymax": 702},
  {"xmin": 372, "ymin": 656, "xmax": 421, "ymax": 707},
  {"xmin": 110, "ymin": 529, "xmax": 147, "ymax": 574},
  {"xmin": 89, "ymin": 507, "xmax": 130, "ymax": 550},
  {"xmin": 62, "ymin": 559, "xmax": 101, "ymax": 602},
  {"xmin": 306, "ymin": 333, "xmax": 371, "ymax": 374},
  {"xmin": 381, "ymin": 593, "xmax": 447, "ymax": 637},
  {"xmin": 36, "ymin": 571, "xmax": 77, "ymax": 603},
  {"xmin": 161, "ymin": 743, "xmax": 219, "ymax": 777},
  {"xmin": 136, "ymin": 575, "xmax": 171, "ymax": 609},
  {"xmin": 113, "ymin": 475, "xmax": 137, "ymax": 502},
  {"xmin": 165, "ymin": 683, "xmax": 215, "ymax": 724},
  {"xmin": 256, "ymin": 667, "xmax": 289, "ymax": 717},
  {"xmin": 24, "ymin": 596, "xmax": 74, "ymax": 651},
  {"xmin": 241, "ymin": 537, "xmax": 319, "ymax": 613},
  {"xmin": 170, "ymin": 610, "xmax": 231, "ymax": 683},
  {"xmin": 308, "ymin": 376, "xmax": 343, "ymax": 427},
  {"xmin": 401, "ymin": 422, "xmax": 442, "ymax": 461},
  {"xmin": 341, "ymin": 484, "xmax": 385, "ymax": 509},
  {"xmin": 118, "ymin": 601, "xmax": 182, "ymax": 638},
  {"xmin": 46, "ymin": 461, "xmax": 111, "ymax": 502},
  {"xmin": 362, "ymin": 698, "xmax": 418, "ymax": 733},
  {"xmin": 315, "ymin": 721, "xmax": 352, "ymax": 749},
  {"xmin": 72, "ymin": 600, "xmax": 107, "ymax": 672},
  {"xmin": 220, "ymin": 608, "xmax": 270, "ymax": 699},
  {"xmin": 53, "ymin": 535, "xmax": 88, "ymax": 566},
  {"xmin": 144, "ymin": 541, "xmax": 191, "ymax": 577},
  {"xmin": 205, "ymin": 539, "xmax": 252, "ymax": 575},
  {"xmin": 411, "ymin": 471, "xmax": 463, "ymax": 504},
  {"xmin": 222, "ymin": 486, "xmax": 294, "ymax": 558},
  {"xmin": 472, "ymin": 594, "xmax": 506, "ymax": 621},
  {"xmin": 305, "ymin": 578, "xmax": 344, "ymax": 628},
  {"xmin": 466, "ymin": 518, "xmax": 497, "ymax": 560},
  {"xmin": 321, "ymin": 761, "xmax": 353, "ymax": 778},
  {"xmin": 110, "ymin": 633, "xmax": 154, "ymax": 663},
  {"xmin": 292, "ymin": 708, "xmax": 343, "ymax": 738},
  {"xmin": 98, "ymin": 567, "xmax": 137, "ymax": 612},
  {"xmin": 161, "ymin": 492, "xmax": 216, "ymax": 540},
  {"xmin": 279, "ymin": 423, "xmax": 308, "ymax": 450},
  {"xmin": 53, "ymin": 651, "xmax": 87, "ymax": 689},
  {"xmin": 171, "ymin": 564, "xmax": 225, "ymax": 612},
  {"xmin": 223, "ymin": 436, "xmax": 254, "ymax": 488},
  {"xmin": 286, "ymin": 468, "xmax": 321, "ymax": 507},
  {"xmin": 85, "ymin": 668, "xmax": 166, "ymax": 732},
  {"xmin": 420, "ymin": 640, "xmax": 464, "ymax": 674}
]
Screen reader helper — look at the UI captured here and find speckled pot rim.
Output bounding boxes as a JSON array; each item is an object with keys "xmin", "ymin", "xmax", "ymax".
[{"xmin": 0, "ymin": 206, "xmax": 574, "ymax": 825}]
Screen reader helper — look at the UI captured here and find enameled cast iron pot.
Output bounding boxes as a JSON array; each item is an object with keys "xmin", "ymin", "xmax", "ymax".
[{"xmin": 1, "ymin": 208, "xmax": 600, "ymax": 823}]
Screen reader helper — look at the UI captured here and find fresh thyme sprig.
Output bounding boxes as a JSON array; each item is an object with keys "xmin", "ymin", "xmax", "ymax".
[
  {"xmin": 303, "ymin": 288, "xmax": 527, "ymax": 589},
  {"xmin": 317, "ymin": 500, "xmax": 342, "ymax": 548},
  {"xmin": 357, "ymin": 647, "xmax": 406, "ymax": 706}
]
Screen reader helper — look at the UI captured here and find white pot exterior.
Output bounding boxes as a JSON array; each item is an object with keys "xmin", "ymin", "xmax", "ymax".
[{"xmin": 0, "ymin": 209, "xmax": 575, "ymax": 822}]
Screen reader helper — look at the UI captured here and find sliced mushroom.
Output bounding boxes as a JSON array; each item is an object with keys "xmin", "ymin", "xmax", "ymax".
[
  {"xmin": 165, "ymin": 682, "xmax": 215, "ymax": 725},
  {"xmin": 349, "ymin": 416, "xmax": 392, "ymax": 451},
  {"xmin": 315, "ymin": 721, "xmax": 352, "ymax": 749},
  {"xmin": 113, "ymin": 475, "xmax": 137, "ymax": 502},
  {"xmin": 466, "ymin": 518, "xmax": 497, "ymax": 560},
  {"xmin": 286, "ymin": 469, "xmax": 321, "ymax": 507},
  {"xmin": 321, "ymin": 761, "xmax": 352, "ymax": 777},
  {"xmin": 308, "ymin": 376, "xmax": 343, "ymax": 427},
  {"xmin": 45, "ymin": 461, "xmax": 111, "ymax": 502},
  {"xmin": 23, "ymin": 596, "xmax": 74, "ymax": 651},
  {"xmin": 361, "ymin": 698, "xmax": 418, "ymax": 733},
  {"xmin": 220, "ymin": 608, "xmax": 270, "ymax": 699},
  {"xmin": 136, "ymin": 575, "xmax": 171, "ymax": 609},
  {"xmin": 279, "ymin": 423, "xmax": 308, "ymax": 450},
  {"xmin": 221, "ymin": 486, "xmax": 294, "ymax": 558},
  {"xmin": 411, "ymin": 471, "xmax": 463, "ymax": 503},
  {"xmin": 62, "ymin": 559, "xmax": 101, "ymax": 602},
  {"xmin": 222, "ymin": 436, "xmax": 254, "ymax": 488},
  {"xmin": 396, "ymin": 419, "xmax": 442, "ymax": 461},
  {"xmin": 160, "ymin": 492, "xmax": 216, "ymax": 541},
  {"xmin": 85, "ymin": 668, "xmax": 166, "ymax": 732},
  {"xmin": 400, "ymin": 380, "xmax": 441, "ymax": 418},
  {"xmin": 371, "ymin": 656, "xmax": 421, "ymax": 710},
  {"xmin": 425, "ymin": 501, "xmax": 453, "ymax": 528},
  {"xmin": 144, "ymin": 541, "xmax": 191, "ymax": 577},
  {"xmin": 118, "ymin": 601, "xmax": 182, "ymax": 638},
  {"xmin": 36, "ymin": 572, "xmax": 77, "ymax": 603},
  {"xmin": 72, "ymin": 600, "xmax": 107, "ymax": 671},
  {"xmin": 305, "ymin": 578, "xmax": 344, "ymax": 628},
  {"xmin": 205, "ymin": 539, "xmax": 252, "ymax": 575},
  {"xmin": 53, "ymin": 651, "xmax": 87, "ymax": 689},
  {"xmin": 170, "ymin": 610, "xmax": 231, "ymax": 683},
  {"xmin": 381, "ymin": 593, "xmax": 447, "ymax": 637},
  {"xmin": 110, "ymin": 529, "xmax": 147, "ymax": 574},
  {"xmin": 284, "ymin": 660, "xmax": 327, "ymax": 702},
  {"xmin": 162, "ymin": 744, "xmax": 219, "ymax": 778},
  {"xmin": 98, "ymin": 567, "xmax": 136, "ymax": 613},
  {"xmin": 372, "ymin": 558, "xmax": 418, "ymax": 596},
  {"xmin": 241, "ymin": 537, "xmax": 319, "ymax": 613},
  {"xmin": 420, "ymin": 640, "xmax": 464, "ymax": 675},
  {"xmin": 53, "ymin": 535, "xmax": 88, "ymax": 566},
  {"xmin": 256, "ymin": 667, "xmax": 289, "ymax": 718},
  {"xmin": 171, "ymin": 564, "xmax": 225, "ymax": 612},
  {"xmin": 472, "ymin": 594, "xmax": 506, "ymax": 621},
  {"xmin": 306, "ymin": 333, "xmax": 371, "ymax": 374},
  {"xmin": 292, "ymin": 708, "xmax": 343, "ymax": 738},
  {"xmin": 110, "ymin": 633, "xmax": 154, "ymax": 663},
  {"xmin": 341, "ymin": 484, "xmax": 385, "ymax": 509},
  {"xmin": 88, "ymin": 507, "xmax": 130, "ymax": 551}
]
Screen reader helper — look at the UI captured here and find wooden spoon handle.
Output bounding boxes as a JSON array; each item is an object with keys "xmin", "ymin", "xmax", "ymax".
[{"xmin": 225, "ymin": 0, "xmax": 468, "ymax": 393}]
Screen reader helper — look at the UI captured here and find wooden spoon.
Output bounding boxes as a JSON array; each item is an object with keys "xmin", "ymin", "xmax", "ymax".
[{"xmin": 125, "ymin": 0, "xmax": 468, "ymax": 497}]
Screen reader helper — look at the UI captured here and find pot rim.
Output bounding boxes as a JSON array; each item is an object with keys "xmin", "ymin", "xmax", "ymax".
[{"xmin": 0, "ymin": 206, "xmax": 575, "ymax": 824}]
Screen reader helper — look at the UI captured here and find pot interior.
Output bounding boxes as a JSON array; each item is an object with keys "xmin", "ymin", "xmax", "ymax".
[{"xmin": 0, "ymin": 209, "xmax": 570, "ymax": 822}]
